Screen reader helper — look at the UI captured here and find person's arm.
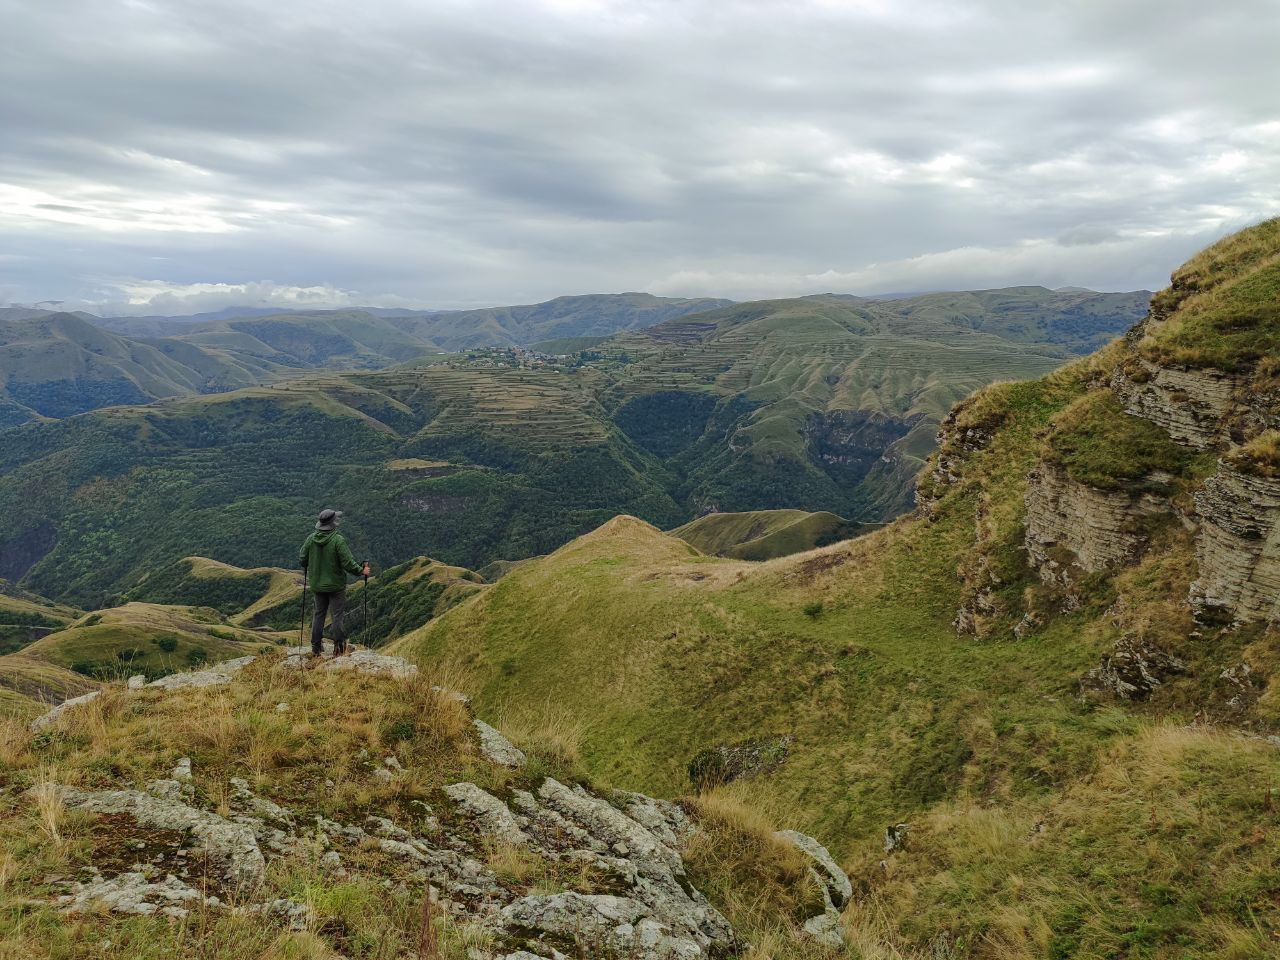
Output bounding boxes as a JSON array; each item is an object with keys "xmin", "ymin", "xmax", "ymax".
[
  {"xmin": 298, "ymin": 535, "xmax": 311, "ymax": 569},
  {"xmin": 337, "ymin": 535, "xmax": 363, "ymax": 576}
]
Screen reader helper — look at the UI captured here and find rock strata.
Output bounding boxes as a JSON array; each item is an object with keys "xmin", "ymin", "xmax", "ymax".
[
  {"xmin": 1025, "ymin": 464, "xmax": 1168, "ymax": 579},
  {"xmin": 1112, "ymin": 360, "xmax": 1240, "ymax": 450},
  {"xmin": 1190, "ymin": 463, "xmax": 1280, "ymax": 624}
]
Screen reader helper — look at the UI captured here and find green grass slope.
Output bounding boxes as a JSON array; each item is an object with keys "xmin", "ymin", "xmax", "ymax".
[
  {"xmin": 124, "ymin": 556, "xmax": 302, "ymax": 625},
  {"xmin": 0, "ymin": 652, "xmax": 97, "ymax": 704},
  {"xmin": 0, "ymin": 592, "xmax": 80, "ymax": 656},
  {"xmin": 176, "ymin": 310, "xmax": 441, "ymax": 369},
  {"xmin": 0, "ymin": 368, "xmax": 681, "ymax": 606},
  {"xmin": 672, "ymin": 509, "xmax": 873, "ymax": 560}
]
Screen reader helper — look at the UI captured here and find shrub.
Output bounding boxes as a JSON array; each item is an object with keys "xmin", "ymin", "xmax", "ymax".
[
  {"xmin": 153, "ymin": 636, "xmax": 178, "ymax": 653},
  {"xmin": 802, "ymin": 601, "xmax": 823, "ymax": 619}
]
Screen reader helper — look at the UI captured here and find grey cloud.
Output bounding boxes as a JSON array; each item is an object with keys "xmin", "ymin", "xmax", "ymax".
[{"xmin": 1, "ymin": 0, "xmax": 1278, "ymax": 311}]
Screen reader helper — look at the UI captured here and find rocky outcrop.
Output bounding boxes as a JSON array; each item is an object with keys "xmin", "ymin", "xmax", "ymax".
[
  {"xmin": 30, "ymin": 690, "xmax": 100, "ymax": 732},
  {"xmin": 1189, "ymin": 463, "xmax": 1280, "ymax": 623},
  {"xmin": 27, "ymin": 650, "xmax": 847, "ymax": 957},
  {"xmin": 1024, "ymin": 464, "xmax": 1169, "ymax": 581},
  {"xmin": 916, "ymin": 404, "xmax": 1001, "ymax": 515},
  {"xmin": 1112, "ymin": 360, "xmax": 1240, "ymax": 450},
  {"xmin": 146, "ymin": 655, "xmax": 257, "ymax": 690},
  {"xmin": 37, "ymin": 784, "xmax": 266, "ymax": 886},
  {"xmin": 774, "ymin": 830, "xmax": 851, "ymax": 948},
  {"xmin": 1080, "ymin": 637, "xmax": 1186, "ymax": 701},
  {"xmin": 474, "ymin": 718, "xmax": 528, "ymax": 767}
]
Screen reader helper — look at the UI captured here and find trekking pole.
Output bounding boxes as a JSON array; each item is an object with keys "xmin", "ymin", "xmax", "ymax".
[
  {"xmin": 298, "ymin": 568, "xmax": 308, "ymax": 648},
  {"xmin": 360, "ymin": 560, "xmax": 371, "ymax": 652}
]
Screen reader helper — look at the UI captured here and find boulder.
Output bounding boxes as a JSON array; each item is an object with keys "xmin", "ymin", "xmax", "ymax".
[{"xmin": 30, "ymin": 690, "xmax": 100, "ymax": 732}]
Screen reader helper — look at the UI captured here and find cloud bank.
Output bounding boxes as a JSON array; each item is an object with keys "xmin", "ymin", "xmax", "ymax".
[{"xmin": 2, "ymin": 0, "xmax": 1278, "ymax": 312}]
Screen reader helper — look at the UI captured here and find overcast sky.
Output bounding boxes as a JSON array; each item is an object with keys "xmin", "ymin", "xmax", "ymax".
[{"xmin": 2, "ymin": 0, "xmax": 1278, "ymax": 314}]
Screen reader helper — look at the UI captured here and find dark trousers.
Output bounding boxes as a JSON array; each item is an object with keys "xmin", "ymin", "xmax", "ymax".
[{"xmin": 311, "ymin": 590, "xmax": 347, "ymax": 654}]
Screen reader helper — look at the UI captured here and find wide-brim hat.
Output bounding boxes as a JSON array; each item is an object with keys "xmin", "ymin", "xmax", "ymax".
[{"xmin": 315, "ymin": 508, "xmax": 343, "ymax": 531}]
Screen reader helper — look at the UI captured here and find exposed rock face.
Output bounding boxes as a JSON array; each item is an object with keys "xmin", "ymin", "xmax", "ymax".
[
  {"xmin": 1112, "ymin": 360, "xmax": 1240, "ymax": 450},
  {"xmin": 39, "ymin": 784, "xmax": 266, "ymax": 886},
  {"xmin": 1190, "ymin": 463, "xmax": 1280, "ymax": 624},
  {"xmin": 281, "ymin": 645, "xmax": 418, "ymax": 677},
  {"xmin": 55, "ymin": 871, "xmax": 219, "ymax": 919},
  {"xmin": 146, "ymin": 655, "xmax": 257, "ymax": 690},
  {"xmin": 1024, "ymin": 464, "xmax": 1169, "ymax": 579}
]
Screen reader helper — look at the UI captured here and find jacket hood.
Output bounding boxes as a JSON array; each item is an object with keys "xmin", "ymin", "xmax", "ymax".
[{"xmin": 310, "ymin": 531, "xmax": 336, "ymax": 545}]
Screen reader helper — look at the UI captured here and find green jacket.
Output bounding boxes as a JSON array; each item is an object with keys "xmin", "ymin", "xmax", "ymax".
[{"xmin": 298, "ymin": 531, "xmax": 363, "ymax": 593}]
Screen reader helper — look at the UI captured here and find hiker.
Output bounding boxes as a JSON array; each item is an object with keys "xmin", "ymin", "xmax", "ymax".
[{"xmin": 298, "ymin": 508, "xmax": 365, "ymax": 656}]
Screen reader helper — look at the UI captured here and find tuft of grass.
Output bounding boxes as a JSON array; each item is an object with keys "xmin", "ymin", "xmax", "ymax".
[
  {"xmin": 1226, "ymin": 430, "xmax": 1280, "ymax": 479},
  {"xmin": 1041, "ymin": 389, "xmax": 1193, "ymax": 491},
  {"xmin": 684, "ymin": 790, "xmax": 827, "ymax": 937},
  {"xmin": 29, "ymin": 766, "xmax": 68, "ymax": 858},
  {"xmin": 1140, "ymin": 217, "xmax": 1280, "ymax": 372}
]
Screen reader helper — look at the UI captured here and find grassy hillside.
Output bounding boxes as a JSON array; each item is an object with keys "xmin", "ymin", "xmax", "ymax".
[
  {"xmin": 0, "ymin": 368, "xmax": 684, "ymax": 606},
  {"xmin": 176, "ymin": 310, "xmax": 441, "ymax": 369},
  {"xmin": 672, "ymin": 509, "xmax": 872, "ymax": 560},
  {"xmin": 395, "ymin": 223, "xmax": 1280, "ymax": 956},
  {"xmin": 0, "ymin": 592, "xmax": 80, "ymax": 656},
  {"xmin": 603, "ymin": 288, "xmax": 1146, "ymax": 519},
  {"xmin": 125, "ymin": 556, "xmax": 301, "ymax": 625},
  {"xmin": 0, "ymin": 651, "xmax": 97, "ymax": 703},
  {"xmin": 874, "ymin": 285, "xmax": 1152, "ymax": 354}
]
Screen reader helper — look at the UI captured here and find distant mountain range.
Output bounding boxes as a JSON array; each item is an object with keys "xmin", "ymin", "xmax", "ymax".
[
  {"xmin": 0, "ymin": 294, "xmax": 730, "ymax": 424},
  {"xmin": 0, "ymin": 284, "xmax": 1149, "ymax": 605}
]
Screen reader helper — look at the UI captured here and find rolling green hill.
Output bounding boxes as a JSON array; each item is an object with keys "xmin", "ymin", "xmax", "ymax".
[
  {"xmin": 392, "ymin": 221, "xmax": 1280, "ymax": 956},
  {"xmin": 17, "ymin": 602, "xmax": 271, "ymax": 681},
  {"xmin": 0, "ymin": 312, "xmax": 277, "ymax": 424},
  {"xmin": 0, "ymin": 369, "xmax": 682, "ymax": 605},
  {"xmin": 175, "ymin": 310, "xmax": 442, "ymax": 368}
]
